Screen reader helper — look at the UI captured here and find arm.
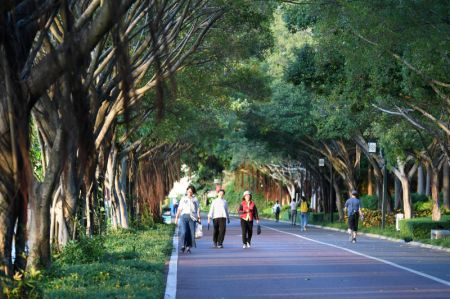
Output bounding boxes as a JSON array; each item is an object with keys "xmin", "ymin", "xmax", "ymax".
[
  {"xmin": 225, "ymin": 201, "xmax": 230, "ymax": 223},
  {"xmin": 207, "ymin": 201, "xmax": 214, "ymax": 224},
  {"xmin": 237, "ymin": 204, "xmax": 244, "ymax": 215}
]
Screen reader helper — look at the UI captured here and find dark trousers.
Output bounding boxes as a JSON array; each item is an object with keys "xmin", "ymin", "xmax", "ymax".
[
  {"xmin": 275, "ymin": 212, "xmax": 280, "ymax": 222},
  {"xmin": 213, "ymin": 218, "xmax": 227, "ymax": 245},
  {"xmin": 240, "ymin": 219, "xmax": 253, "ymax": 245}
]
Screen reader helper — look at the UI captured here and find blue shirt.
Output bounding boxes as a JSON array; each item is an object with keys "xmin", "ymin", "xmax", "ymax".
[{"xmin": 345, "ymin": 197, "xmax": 361, "ymax": 217}]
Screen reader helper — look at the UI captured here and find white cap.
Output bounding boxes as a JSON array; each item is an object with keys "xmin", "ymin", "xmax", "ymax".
[{"xmin": 243, "ymin": 190, "xmax": 252, "ymax": 196}]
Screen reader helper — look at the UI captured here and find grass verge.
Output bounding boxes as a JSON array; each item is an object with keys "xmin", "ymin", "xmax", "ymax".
[{"xmin": 41, "ymin": 224, "xmax": 175, "ymax": 298}]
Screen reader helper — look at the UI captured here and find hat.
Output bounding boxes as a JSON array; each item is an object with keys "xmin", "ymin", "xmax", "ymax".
[
  {"xmin": 351, "ymin": 190, "xmax": 358, "ymax": 195},
  {"xmin": 243, "ymin": 190, "xmax": 252, "ymax": 196}
]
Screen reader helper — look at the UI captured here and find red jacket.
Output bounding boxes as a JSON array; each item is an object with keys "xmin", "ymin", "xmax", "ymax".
[{"xmin": 238, "ymin": 200, "xmax": 259, "ymax": 221}]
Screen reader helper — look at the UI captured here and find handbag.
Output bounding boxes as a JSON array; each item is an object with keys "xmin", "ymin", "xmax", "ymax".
[
  {"xmin": 195, "ymin": 222, "xmax": 203, "ymax": 239},
  {"xmin": 257, "ymin": 224, "xmax": 261, "ymax": 235}
]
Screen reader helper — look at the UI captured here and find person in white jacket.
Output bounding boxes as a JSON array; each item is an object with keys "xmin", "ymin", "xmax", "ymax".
[{"xmin": 207, "ymin": 189, "xmax": 230, "ymax": 248}]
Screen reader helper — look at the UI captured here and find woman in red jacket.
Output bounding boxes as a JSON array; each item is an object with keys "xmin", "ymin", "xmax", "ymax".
[{"xmin": 238, "ymin": 190, "xmax": 259, "ymax": 248}]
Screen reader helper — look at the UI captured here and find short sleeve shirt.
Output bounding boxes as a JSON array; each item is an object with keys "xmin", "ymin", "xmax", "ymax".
[{"xmin": 345, "ymin": 198, "xmax": 361, "ymax": 217}]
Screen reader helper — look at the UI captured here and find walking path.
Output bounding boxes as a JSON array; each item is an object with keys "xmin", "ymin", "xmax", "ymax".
[{"xmin": 165, "ymin": 218, "xmax": 450, "ymax": 299}]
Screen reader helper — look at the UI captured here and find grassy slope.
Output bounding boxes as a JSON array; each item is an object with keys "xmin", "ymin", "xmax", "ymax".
[{"xmin": 42, "ymin": 224, "xmax": 175, "ymax": 298}]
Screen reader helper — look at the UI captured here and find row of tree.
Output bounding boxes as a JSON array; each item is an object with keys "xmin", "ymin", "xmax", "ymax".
[
  {"xmin": 0, "ymin": 0, "xmax": 275, "ymax": 283},
  {"xmin": 202, "ymin": 1, "xmax": 449, "ymax": 222}
]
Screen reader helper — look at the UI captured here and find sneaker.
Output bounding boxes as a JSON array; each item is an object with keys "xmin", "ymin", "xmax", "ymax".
[
  {"xmin": 243, "ymin": 244, "xmax": 247, "ymax": 249},
  {"xmin": 246, "ymin": 242, "xmax": 251, "ymax": 248},
  {"xmin": 186, "ymin": 247, "xmax": 191, "ymax": 253},
  {"xmin": 180, "ymin": 246, "xmax": 185, "ymax": 253},
  {"xmin": 218, "ymin": 244, "xmax": 223, "ymax": 249},
  {"xmin": 352, "ymin": 238, "xmax": 356, "ymax": 244},
  {"xmin": 213, "ymin": 243, "xmax": 218, "ymax": 248}
]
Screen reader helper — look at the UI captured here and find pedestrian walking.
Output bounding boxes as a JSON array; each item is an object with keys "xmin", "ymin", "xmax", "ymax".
[
  {"xmin": 238, "ymin": 190, "xmax": 259, "ymax": 248},
  {"xmin": 300, "ymin": 196, "xmax": 309, "ymax": 231},
  {"xmin": 344, "ymin": 190, "xmax": 363, "ymax": 243},
  {"xmin": 173, "ymin": 198, "xmax": 179, "ymax": 215},
  {"xmin": 207, "ymin": 189, "xmax": 230, "ymax": 249},
  {"xmin": 290, "ymin": 199, "xmax": 298, "ymax": 226},
  {"xmin": 272, "ymin": 200, "xmax": 281, "ymax": 222},
  {"xmin": 175, "ymin": 185, "xmax": 201, "ymax": 253}
]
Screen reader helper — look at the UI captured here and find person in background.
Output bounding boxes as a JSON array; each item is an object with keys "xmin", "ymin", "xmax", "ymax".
[
  {"xmin": 175, "ymin": 185, "xmax": 200, "ymax": 253},
  {"xmin": 208, "ymin": 189, "xmax": 230, "ymax": 248},
  {"xmin": 173, "ymin": 198, "xmax": 179, "ymax": 215},
  {"xmin": 272, "ymin": 200, "xmax": 281, "ymax": 222},
  {"xmin": 299, "ymin": 196, "xmax": 309, "ymax": 231},
  {"xmin": 290, "ymin": 199, "xmax": 298, "ymax": 226},
  {"xmin": 238, "ymin": 191, "xmax": 259, "ymax": 248},
  {"xmin": 344, "ymin": 190, "xmax": 363, "ymax": 243}
]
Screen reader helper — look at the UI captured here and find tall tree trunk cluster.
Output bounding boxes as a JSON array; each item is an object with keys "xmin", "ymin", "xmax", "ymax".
[{"xmin": 0, "ymin": 0, "xmax": 222, "ymax": 280}]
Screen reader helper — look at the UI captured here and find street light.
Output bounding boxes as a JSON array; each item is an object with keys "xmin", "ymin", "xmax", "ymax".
[
  {"xmin": 319, "ymin": 158, "xmax": 333, "ymax": 222},
  {"xmin": 368, "ymin": 142, "xmax": 387, "ymax": 229}
]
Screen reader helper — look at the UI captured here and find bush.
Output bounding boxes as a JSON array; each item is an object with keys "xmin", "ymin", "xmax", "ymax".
[
  {"xmin": 399, "ymin": 216, "xmax": 450, "ymax": 240},
  {"xmin": 1, "ymin": 269, "xmax": 42, "ymax": 299},
  {"xmin": 360, "ymin": 195, "xmax": 378, "ymax": 210},
  {"xmin": 411, "ymin": 193, "xmax": 429, "ymax": 203},
  {"xmin": 55, "ymin": 236, "xmax": 105, "ymax": 265}
]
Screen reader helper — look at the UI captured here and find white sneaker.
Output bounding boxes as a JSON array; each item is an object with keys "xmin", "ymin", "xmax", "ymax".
[
  {"xmin": 246, "ymin": 242, "xmax": 251, "ymax": 248},
  {"xmin": 243, "ymin": 244, "xmax": 247, "ymax": 249}
]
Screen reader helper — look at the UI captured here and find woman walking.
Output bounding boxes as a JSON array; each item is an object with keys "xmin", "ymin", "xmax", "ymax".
[
  {"xmin": 207, "ymin": 189, "xmax": 230, "ymax": 248},
  {"xmin": 175, "ymin": 185, "xmax": 201, "ymax": 253},
  {"xmin": 300, "ymin": 197, "xmax": 309, "ymax": 231},
  {"xmin": 238, "ymin": 190, "xmax": 259, "ymax": 249}
]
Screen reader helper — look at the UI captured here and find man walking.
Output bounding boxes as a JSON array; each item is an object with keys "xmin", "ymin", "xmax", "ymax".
[
  {"xmin": 272, "ymin": 200, "xmax": 281, "ymax": 222},
  {"xmin": 344, "ymin": 190, "xmax": 363, "ymax": 243},
  {"xmin": 290, "ymin": 199, "xmax": 298, "ymax": 226}
]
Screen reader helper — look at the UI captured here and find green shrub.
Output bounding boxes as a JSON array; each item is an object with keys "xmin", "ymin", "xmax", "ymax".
[
  {"xmin": 411, "ymin": 193, "xmax": 429, "ymax": 203},
  {"xmin": 399, "ymin": 216, "xmax": 450, "ymax": 240},
  {"xmin": 360, "ymin": 195, "xmax": 378, "ymax": 210},
  {"xmin": 55, "ymin": 236, "xmax": 105, "ymax": 265},
  {"xmin": 1, "ymin": 269, "xmax": 42, "ymax": 299}
]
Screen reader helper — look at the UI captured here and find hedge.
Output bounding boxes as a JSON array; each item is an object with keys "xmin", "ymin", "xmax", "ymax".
[{"xmin": 399, "ymin": 215, "xmax": 450, "ymax": 240}]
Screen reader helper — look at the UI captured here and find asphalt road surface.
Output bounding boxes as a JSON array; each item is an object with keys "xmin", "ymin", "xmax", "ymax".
[{"xmin": 169, "ymin": 218, "xmax": 450, "ymax": 299}]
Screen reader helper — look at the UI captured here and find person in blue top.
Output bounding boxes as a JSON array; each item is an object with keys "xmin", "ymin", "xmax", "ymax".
[{"xmin": 344, "ymin": 190, "xmax": 363, "ymax": 243}]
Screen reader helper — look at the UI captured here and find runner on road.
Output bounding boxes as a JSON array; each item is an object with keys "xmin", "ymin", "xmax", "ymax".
[
  {"xmin": 238, "ymin": 190, "xmax": 259, "ymax": 248},
  {"xmin": 290, "ymin": 199, "xmax": 298, "ymax": 226},
  {"xmin": 272, "ymin": 200, "xmax": 281, "ymax": 222},
  {"xmin": 300, "ymin": 196, "xmax": 309, "ymax": 231}
]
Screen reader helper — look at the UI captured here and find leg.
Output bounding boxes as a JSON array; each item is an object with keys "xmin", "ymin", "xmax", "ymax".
[
  {"xmin": 187, "ymin": 218, "xmax": 196, "ymax": 248},
  {"xmin": 218, "ymin": 218, "xmax": 226, "ymax": 246},
  {"xmin": 213, "ymin": 218, "xmax": 220, "ymax": 245},
  {"xmin": 247, "ymin": 221, "xmax": 253, "ymax": 245},
  {"xmin": 178, "ymin": 215, "xmax": 187, "ymax": 250},
  {"xmin": 240, "ymin": 219, "xmax": 248, "ymax": 245}
]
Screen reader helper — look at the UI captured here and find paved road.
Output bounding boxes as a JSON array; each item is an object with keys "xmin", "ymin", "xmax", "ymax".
[{"xmin": 172, "ymin": 218, "xmax": 450, "ymax": 299}]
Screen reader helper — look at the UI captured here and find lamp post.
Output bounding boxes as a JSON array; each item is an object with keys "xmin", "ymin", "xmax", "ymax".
[{"xmin": 368, "ymin": 142, "xmax": 387, "ymax": 229}]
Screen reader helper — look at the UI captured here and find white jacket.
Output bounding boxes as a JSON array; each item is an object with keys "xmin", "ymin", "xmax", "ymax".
[{"xmin": 208, "ymin": 198, "xmax": 230, "ymax": 219}]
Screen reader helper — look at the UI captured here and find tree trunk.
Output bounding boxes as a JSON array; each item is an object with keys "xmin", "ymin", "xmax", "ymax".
[
  {"xmin": 430, "ymin": 168, "xmax": 441, "ymax": 221},
  {"xmin": 394, "ymin": 177, "xmax": 402, "ymax": 210},
  {"xmin": 417, "ymin": 164, "xmax": 424, "ymax": 194},
  {"xmin": 367, "ymin": 166, "xmax": 373, "ymax": 195},
  {"xmin": 443, "ymin": 161, "xmax": 449, "ymax": 210},
  {"xmin": 333, "ymin": 181, "xmax": 344, "ymax": 221},
  {"xmin": 425, "ymin": 164, "xmax": 431, "ymax": 196},
  {"xmin": 399, "ymin": 176, "xmax": 412, "ymax": 219},
  {"xmin": 0, "ymin": 196, "xmax": 15, "ymax": 276}
]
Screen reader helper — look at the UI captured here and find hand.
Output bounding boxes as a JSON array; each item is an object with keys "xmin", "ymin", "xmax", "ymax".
[{"xmin": 227, "ymin": 219, "xmax": 230, "ymax": 224}]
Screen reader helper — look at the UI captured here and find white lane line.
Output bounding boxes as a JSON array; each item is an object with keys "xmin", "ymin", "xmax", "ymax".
[
  {"xmin": 164, "ymin": 228, "xmax": 179, "ymax": 299},
  {"xmin": 264, "ymin": 225, "xmax": 450, "ymax": 287}
]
